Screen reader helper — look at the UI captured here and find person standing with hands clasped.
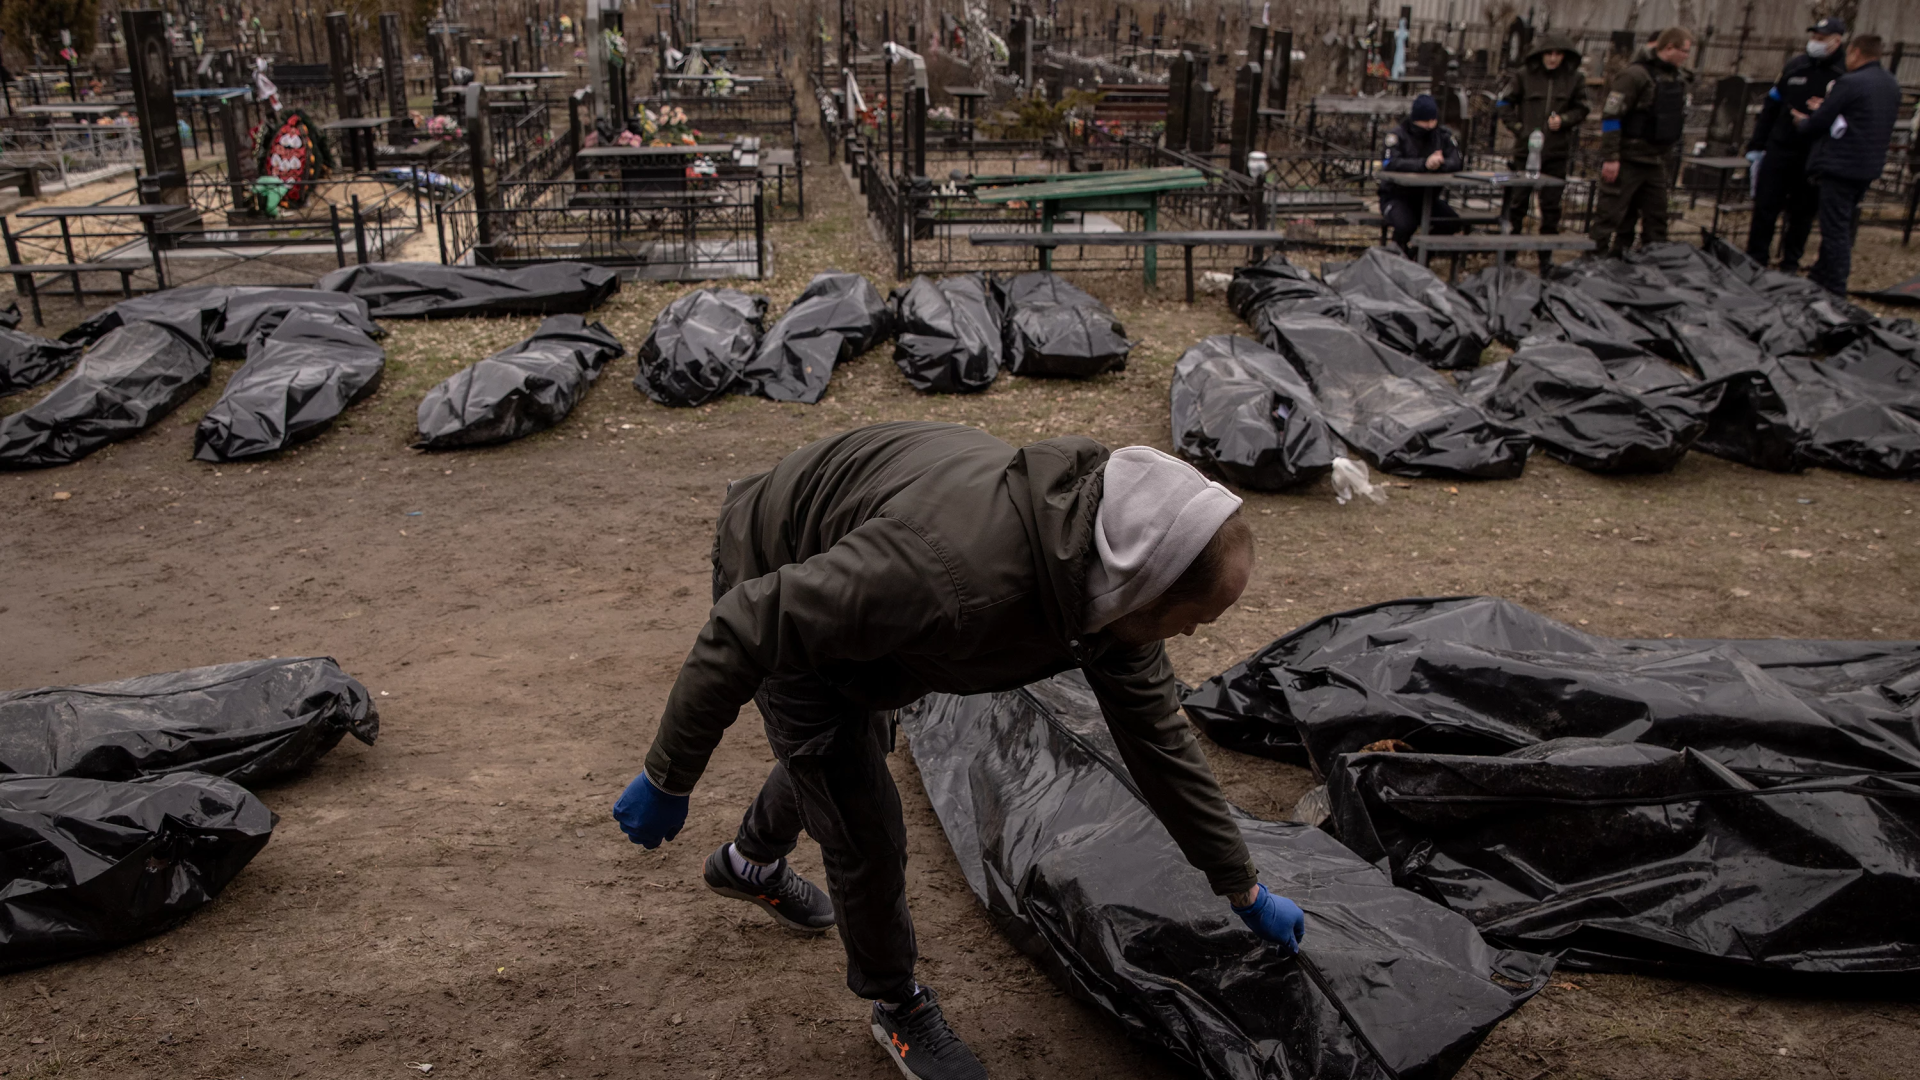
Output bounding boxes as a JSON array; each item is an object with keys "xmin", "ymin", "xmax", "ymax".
[
  {"xmin": 1795, "ymin": 34, "xmax": 1901, "ymax": 298},
  {"xmin": 1494, "ymin": 32, "xmax": 1590, "ymax": 270},
  {"xmin": 610, "ymin": 423, "xmax": 1305, "ymax": 1080},
  {"xmin": 1589, "ymin": 27, "xmax": 1694, "ymax": 257},
  {"xmin": 1743, "ymin": 17, "xmax": 1848, "ymax": 272},
  {"xmin": 1377, "ymin": 93, "xmax": 1464, "ymax": 253}
]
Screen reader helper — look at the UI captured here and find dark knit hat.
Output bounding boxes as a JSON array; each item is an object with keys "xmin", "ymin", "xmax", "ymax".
[{"xmin": 1409, "ymin": 94, "xmax": 1439, "ymax": 122}]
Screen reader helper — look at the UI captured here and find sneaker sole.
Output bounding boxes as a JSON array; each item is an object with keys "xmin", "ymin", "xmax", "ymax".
[
  {"xmin": 704, "ymin": 880, "xmax": 835, "ymax": 934},
  {"xmin": 871, "ymin": 1021, "xmax": 923, "ymax": 1080}
]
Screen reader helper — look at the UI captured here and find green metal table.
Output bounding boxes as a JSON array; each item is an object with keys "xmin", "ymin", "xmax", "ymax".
[{"xmin": 973, "ymin": 166, "xmax": 1209, "ymax": 285}]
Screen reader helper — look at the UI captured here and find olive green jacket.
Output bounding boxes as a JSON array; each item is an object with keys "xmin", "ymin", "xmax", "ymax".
[
  {"xmin": 644, "ymin": 421, "xmax": 1259, "ymax": 896},
  {"xmin": 1600, "ymin": 53, "xmax": 1694, "ymax": 165}
]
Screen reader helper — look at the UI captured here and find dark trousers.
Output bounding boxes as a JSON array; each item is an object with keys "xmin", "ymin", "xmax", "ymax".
[
  {"xmin": 732, "ymin": 672, "xmax": 916, "ymax": 1002},
  {"xmin": 1502, "ymin": 159, "xmax": 1569, "ymax": 234},
  {"xmin": 1807, "ymin": 175, "xmax": 1871, "ymax": 297},
  {"xmin": 1746, "ymin": 151, "xmax": 1819, "ymax": 270},
  {"xmin": 1588, "ymin": 159, "xmax": 1670, "ymax": 255},
  {"xmin": 1381, "ymin": 196, "xmax": 1461, "ymax": 251}
]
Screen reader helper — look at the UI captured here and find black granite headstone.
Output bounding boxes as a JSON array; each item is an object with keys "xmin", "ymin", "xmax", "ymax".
[
  {"xmin": 123, "ymin": 9, "xmax": 188, "ymax": 206},
  {"xmin": 382, "ymin": 12, "xmax": 411, "ymax": 139}
]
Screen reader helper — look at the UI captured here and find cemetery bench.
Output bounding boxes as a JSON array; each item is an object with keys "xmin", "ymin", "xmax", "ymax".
[
  {"xmin": 0, "ymin": 165, "xmax": 38, "ymax": 199},
  {"xmin": 8, "ymin": 203, "xmax": 179, "ymax": 304},
  {"xmin": 1410, "ymin": 233, "xmax": 1596, "ymax": 282},
  {"xmin": 970, "ymin": 229, "xmax": 1294, "ymax": 302},
  {"xmin": 972, "ymin": 167, "xmax": 1210, "ymax": 285},
  {"xmin": 1, "ymin": 260, "xmax": 141, "ymax": 326}
]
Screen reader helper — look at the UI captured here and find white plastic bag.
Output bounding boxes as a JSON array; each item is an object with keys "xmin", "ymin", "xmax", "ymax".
[{"xmin": 1331, "ymin": 456, "xmax": 1387, "ymax": 505}]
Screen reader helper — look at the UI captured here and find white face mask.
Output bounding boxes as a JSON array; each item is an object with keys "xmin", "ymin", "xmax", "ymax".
[{"xmin": 1807, "ymin": 39, "xmax": 1834, "ymax": 58}]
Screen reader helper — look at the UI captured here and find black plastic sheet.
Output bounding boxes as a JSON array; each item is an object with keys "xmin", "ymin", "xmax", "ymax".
[
  {"xmin": 0, "ymin": 656, "xmax": 379, "ymax": 786},
  {"xmin": 0, "ymin": 321, "xmax": 210, "ymax": 470},
  {"xmin": 62, "ymin": 286, "xmax": 382, "ymax": 359},
  {"xmin": 1324, "ymin": 248, "xmax": 1491, "ymax": 370},
  {"xmin": 1454, "ymin": 265, "xmax": 1541, "ymax": 347},
  {"xmin": 60, "ymin": 286, "xmax": 229, "ymax": 353},
  {"xmin": 210, "ymin": 288, "xmax": 382, "ymax": 358},
  {"xmin": 1263, "ymin": 312, "xmax": 1531, "ymax": 479},
  {"xmin": 888, "ymin": 274, "xmax": 1003, "ymax": 394},
  {"xmin": 316, "ymin": 261, "xmax": 620, "ymax": 319},
  {"xmin": 1229, "ymin": 257, "xmax": 1358, "ymax": 359},
  {"xmin": 1456, "ymin": 341, "xmax": 1720, "ymax": 473},
  {"xmin": 1531, "ymin": 282, "xmax": 1666, "ymax": 360},
  {"xmin": 739, "ymin": 271, "xmax": 891, "ymax": 404},
  {"xmin": 415, "ymin": 315, "xmax": 625, "ymax": 449},
  {"xmin": 905, "ymin": 671, "xmax": 1552, "ymax": 1080},
  {"xmin": 0, "ymin": 772, "xmax": 273, "ymax": 973},
  {"xmin": 194, "ymin": 312, "xmax": 387, "ymax": 461},
  {"xmin": 1691, "ymin": 237, "xmax": 1875, "ymax": 356},
  {"xmin": 0, "ymin": 327, "xmax": 82, "ymax": 397},
  {"xmin": 1228, "ymin": 255, "xmax": 1354, "ymax": 323},
  {"xmin": 633, "ymin": 288, "xmax": 768, "ymax": 407},
  {"xmin": 1826, "ymin": 324, "xmax": 1920, "ymax": 390},
  {"xmin": 1182, "ymin": 596, "xmax": 1920, "ymax": 780},
  {"xmin": 995, "ymin": 271, "xmax": 1131, "ymax": 377},
  {"xmin": 1860, "ymin": 270, "xmax": 1920, "ymax": 307},
  {"xmin": 1766, "ymin": 356, "xmax": 1920, "ymax": 478},
  {"xmin": 1325, "ymin": 738, "xmax": 1920, "ymax": 979},
  {"xmin": 1171, "ymin": 334, "xmax": 1340, "ymax": 490}
]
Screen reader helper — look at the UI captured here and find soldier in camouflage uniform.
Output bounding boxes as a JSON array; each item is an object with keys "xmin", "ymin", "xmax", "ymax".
[{"xmin": 1588, "ymin": 27, "xmax": 1695, "ymax": 257}]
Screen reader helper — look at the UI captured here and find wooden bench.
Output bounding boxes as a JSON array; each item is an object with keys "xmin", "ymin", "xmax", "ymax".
[
  {"xmin": 1410, "ymin": 234, "xmax": 1595, "ymax": 281},
  {"xmin": 970, "ymin": 229, "xmax": 1293, "ymax": 302},
  {"xmin": 6, "ymin": 262, "xmax": 140, "ymax": 326},
  {"xmin": 0, "ymin": 166, "xmax": 38, "ymax": 199}
]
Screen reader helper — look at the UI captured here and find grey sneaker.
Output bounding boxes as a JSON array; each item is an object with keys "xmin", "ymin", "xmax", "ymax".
[
  {"xmin": 702, "ymin": 844, "xmax": 835, "ymax": 932},
  {"xmin": 870, "ymin": 986, "xmax": 988, "ymax": 1080}
]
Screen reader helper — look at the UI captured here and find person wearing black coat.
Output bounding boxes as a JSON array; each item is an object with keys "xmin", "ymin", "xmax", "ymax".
[
  {"xmin": 1796, "ymin": 35, "xmax": 1902, "ymax": 296},
  {"xmin": 1495, "ymin": 31, "xmax": 1590, "ymax": 265},
  {"xmin": 1377, "ymin": 94, "xmax": 1464, "ymax": 252},
  {"xmin": 1744, "ymin": 17, "xmax": 1847, "ymax": 271}
]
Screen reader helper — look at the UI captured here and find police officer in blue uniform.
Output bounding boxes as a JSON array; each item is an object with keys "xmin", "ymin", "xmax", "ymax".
[
  {"xmin": 1796, "ymin": 34, "xmax": 1903, "ymax": 297},
  {"xmin": 1744, "ymin": 17, "xmax": 1847, "ymax": 272}
]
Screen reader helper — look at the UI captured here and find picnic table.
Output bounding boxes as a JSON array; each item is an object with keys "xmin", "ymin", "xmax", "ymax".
[
  {"xmin": 972, "ymin": 167, "xmax": 1210, "ymax": 284},
  {"xmin": 1683, "ymin": 154, "xmax": 1751, "ymax": 204},
  {"xmin": 1380, "ymin": 169, "xmax": 1566, "ymax": 244},
  {"xmin": 971, "ymin": 229, "xmax": 1295, "ymax": 301},
  {"xmin": 8, "ymin": 203, "xmax": 180, "ymax": 310}
]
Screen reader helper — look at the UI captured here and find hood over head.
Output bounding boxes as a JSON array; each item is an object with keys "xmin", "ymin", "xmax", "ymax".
[
  {"xmin": 1528, "ymin": 32, "xmax": 1581, "ymax": 65},
  {"xmin": 1083, "ymin": 446, "xmax": 1243, "ymax": 633}
]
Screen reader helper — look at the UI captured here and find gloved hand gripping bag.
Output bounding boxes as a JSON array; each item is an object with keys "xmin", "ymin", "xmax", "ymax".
[{"xmin": 905, "ymin": 671, "xmax": 1552, "ymax": 1080}]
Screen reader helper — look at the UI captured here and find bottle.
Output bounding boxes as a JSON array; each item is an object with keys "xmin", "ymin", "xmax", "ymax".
[
  {"xmin": 1526, "ymin": 129, "xmax": 1543, "ymax": 178},
  {"xmin": 1383, "ymin": 131, "xmax": 1398, "ymax": 171}
]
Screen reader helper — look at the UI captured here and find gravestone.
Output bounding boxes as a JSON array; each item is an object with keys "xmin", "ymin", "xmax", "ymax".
[
  {"xmin": 1268, "ymin": 27, "xmax": 1292, "ymax": 112},
  {"xmin": 327, "ymin": 12, "xmax": 361, "ymax": 121},
  {"xmin": 123, "ymin": 10, "xmax": 189, "ymax": 208},
  {"xmin": 1166, "ymin": 50, "xmax": 1193, "ymax": 149},
  {"xmin": 1229, "ymin": 62, "xmax": 1259, "ymax": 173},
  {"xmin": 381, "ymin": 13, "xmax": 411, "ymax": 140},
  {"xmin": 1707, "ymin": 74, "xmax": 1748, "ymax": 155}
]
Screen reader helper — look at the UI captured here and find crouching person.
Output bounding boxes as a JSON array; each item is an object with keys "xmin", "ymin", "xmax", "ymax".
[{"xmin": 613, "ymin": 422, "xmax": 1305, "ymax": 1080}]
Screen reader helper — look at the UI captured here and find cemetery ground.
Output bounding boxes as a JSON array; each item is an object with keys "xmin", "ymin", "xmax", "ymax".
[{"xmin": 3, "ymin": 143, "xmax": 1920, "ymax": 1079}]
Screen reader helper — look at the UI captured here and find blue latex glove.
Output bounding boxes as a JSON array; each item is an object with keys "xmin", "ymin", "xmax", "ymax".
[
  {"xmin": 1746, "ymin": 150, "xmax": 1764, "ymax": 197},
  {"xmin": 612, "ymin": 771, "xmax": 689, "ymax": 848},
  {"xmin": 1233, "ymin": 883, "xmax": 1307, "ymax": 952}
]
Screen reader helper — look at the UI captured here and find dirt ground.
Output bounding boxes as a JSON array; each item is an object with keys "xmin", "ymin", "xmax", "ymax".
[{"xmin": 4, "ymin": 127, "xmax": 1920, "ymax": 1080}]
